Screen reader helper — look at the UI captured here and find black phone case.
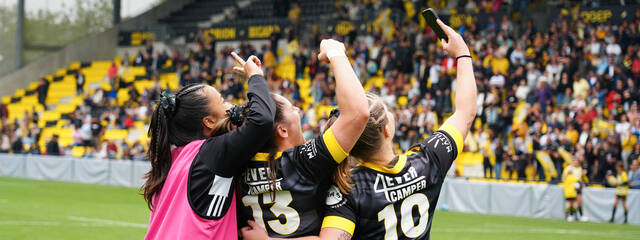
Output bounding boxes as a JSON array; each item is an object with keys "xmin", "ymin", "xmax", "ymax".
[{"xmin": 421, "ymin": 8, "xmax": 448, "ymax": 42}]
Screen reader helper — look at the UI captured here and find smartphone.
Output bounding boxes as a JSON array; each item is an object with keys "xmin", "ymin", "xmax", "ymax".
[{"xmin": 421, "ymin": 8, "xmax": 448, "ymax": 42}]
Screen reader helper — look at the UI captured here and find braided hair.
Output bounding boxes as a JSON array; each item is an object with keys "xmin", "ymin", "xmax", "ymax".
[{"xmin": 142, "ymin": 84, "xmax": 247, "ymax": 210}]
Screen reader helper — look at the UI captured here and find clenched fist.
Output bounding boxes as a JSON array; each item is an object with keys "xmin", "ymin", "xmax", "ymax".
[{"xmin": 318, "ymin": 39, "xmax": 346, "ymax": 63}]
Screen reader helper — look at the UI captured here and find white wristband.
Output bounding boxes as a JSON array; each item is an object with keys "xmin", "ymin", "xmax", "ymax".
[{"xmin": 327, "ymin": 49, "xmax": 347, "ymax": 60}]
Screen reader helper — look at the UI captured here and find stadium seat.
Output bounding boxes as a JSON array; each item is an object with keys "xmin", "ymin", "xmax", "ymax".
[
  {"xmin": 117, "ymin": 89, "xmax": 130, "ymax": 105},
  {"xmin": 72, "ymin": 146, "xmax": 85, "ymax": 158},
  {"xmin": 103, "ymin": 129, "xmax": 129, "ymax": 141}
]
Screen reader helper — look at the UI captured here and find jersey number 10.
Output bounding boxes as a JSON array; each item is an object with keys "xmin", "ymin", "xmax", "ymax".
[
  {"xmin": 377, "ymin": 193, "xmax": 430, "ymax": 240},
  {"xmin": 242, "ymin": 191, "xmax": 301, "ymax": 235}
]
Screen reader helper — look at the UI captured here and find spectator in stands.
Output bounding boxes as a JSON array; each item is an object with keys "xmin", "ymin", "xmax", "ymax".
[
  {"xmin": 133, "ymin": 50, "xmax": 145, "ymax": 66},
  {"xmin": 288, "ymin": 2, "xmax": 301, "ymax": 24},
  {"xmin": 105, "ymin": 140, "xmax": 117, "ymax": 159},
  {"xmin": 130, "ymin": 141, "xmax": 145, "ymax": 161},
  {"xmin": 80, "ymin": 119, "xmax": 92, "ymax": 147},
  {"xmin": 121, "ymin": 52, "xmax": 130, "ymax": 67},
  {"xmin": 46, "ymin": 134, "xmax": 61, "ymax": 156},
  {"xmin": 629, "ymin": 144, "xmax": 640, "ymax": 165},
  {"xmin": 0, "ymin": 128, "xmax": 11, "ymax": 153},
  {"xmin": 90, "ymin": 117, "xmax": 104, "ymax": 148},
  {"xmin": 107, "ymin": 61, "xmax": 118, "ymax": 87},
  {"xmin": 36, "ymin": 77, "xmax": 49, "ymax": 108},
  {"xmin": 76, "ymin": 69, "xmax": 85, "ymax": 95},
  {"xmin": 11, "ymin": 133, "xmax": 23, "ymax": 154},
  {"xmin": 629, "ymin": 159, "xmax": 640, "ymax": 189}
]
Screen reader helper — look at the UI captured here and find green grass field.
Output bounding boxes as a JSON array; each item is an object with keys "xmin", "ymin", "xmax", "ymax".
[{"xmin": 0, "ymin": 177, "xmax": 638, "ymax": 240}]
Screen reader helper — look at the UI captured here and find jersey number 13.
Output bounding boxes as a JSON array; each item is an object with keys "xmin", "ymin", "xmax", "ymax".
[{"xmin": 242, "ymin": 191, "xmax": 300, "ymax": 235}]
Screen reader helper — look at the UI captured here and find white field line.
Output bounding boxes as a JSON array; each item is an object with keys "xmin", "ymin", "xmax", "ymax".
[{"xmin": 67, "ymin": 216, "xmax": 148, "ymax": 228}]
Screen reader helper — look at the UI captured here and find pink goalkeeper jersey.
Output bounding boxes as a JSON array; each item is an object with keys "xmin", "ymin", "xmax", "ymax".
[{"xmin": 145, "ymin": 139, "xmax": 238, "ymax": 240}]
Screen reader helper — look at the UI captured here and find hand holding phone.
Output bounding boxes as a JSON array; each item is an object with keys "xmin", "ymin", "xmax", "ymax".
[
  {"xmin": 421, "ymin": 8, "xmax": 448, "ymax": 42},
  {"xmin": 421, "ymin": 9, "xmax": 470, "ymax": 58}
]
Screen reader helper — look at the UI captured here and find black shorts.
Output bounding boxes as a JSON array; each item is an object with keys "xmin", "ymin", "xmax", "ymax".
[
  {"xmin": 566, "ymin": 197, "xmax": 576, "ymax": 201},
  {"xmin": 616, "ymin": 195, "xmax": 627, "ymax": 200},
  {"xmin": 576, "ymin": 188, "xmax": 582, "ymax": 195}
]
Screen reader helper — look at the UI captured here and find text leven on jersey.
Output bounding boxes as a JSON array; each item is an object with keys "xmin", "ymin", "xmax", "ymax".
[
  {"xmin": 373, "ymin": 166, "xmax": 427, "ymax": 202},
  {"xmin": 243, "ymin": 166, "xmax": 283, "ymax": 195}
]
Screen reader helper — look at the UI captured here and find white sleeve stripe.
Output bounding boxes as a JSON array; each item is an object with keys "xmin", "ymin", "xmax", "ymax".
[{"xmin": 206, "ymin": 195, "xmax": 219, "ymax": 216}]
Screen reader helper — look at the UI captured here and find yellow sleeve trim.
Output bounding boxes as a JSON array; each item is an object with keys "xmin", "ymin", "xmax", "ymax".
[
  {"xmin": 321, "ymin": 216, "xmax": 355, "ymax": 235},
  {"xmin": 438, "ymin": 124, "xmax": 464, "ymax": 157},
  {"xmin": 323, "ymin": 127, "xmax": 349, "ymax": 164}
]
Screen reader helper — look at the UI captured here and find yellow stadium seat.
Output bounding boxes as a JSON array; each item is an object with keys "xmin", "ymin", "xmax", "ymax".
[
  {"xmin": 14, "ymin": 89, "xmax": 26, "ymax": 98},
  {"xmin": 91, "ymin": 61, "xmax": 112, "ymax": 69},
  {"xmin": 72, "ymin": 146, "xmax": 85, "ymax": 158},
  {"xmin": 41, "ymin": 111, "xmax": 61, "ymax": 122},
  {"xmin": 129, "ymin": 66, "xmax": 147, "ymax": 76},
  {"xmin": 139, "ymin": 131, "xmax": 149, "ymax": 145},
  {"xmin": 134, "ymin": 121, "xmax": 145, "ymax": 130},
  {"xmin": 101, "ymin": 83, "xmax": 113, "ymax": 91},
  {"xmin": 71, "ymin": 97, "xmax": 84, "ymax": 105},
  {"xmin": 134, "ymin": 80, "xmax": 153, "ymax": 94},
  {"xmin": 56, "ymin": 103, "xmax": 77, "ymax": 114},
  {"xmin": 58, "ymin": 128, "xmax": 73, "ymax": 139},
  {"xmin": 47, "ymin": 90, "xmax": 75, "ymax": 99},
  {"xmin": 20, "ymin": 95, "xmax": 38, "ymax": 105},
  {"xmin": 63, "ymin": 75, "xmax": 76, "ymax": 82},
  {"xmin": 117, "ymin": 89, "xmax": 130, "ymax": 105},
  {"xmin": 103, "ymin": 129, "xmax": 128, "ymax": 141},
  {"xmin": 45, "ymin": 98, "xmax": 61, "ymax": 106},
  {"xmin": 160, "ymin": 73, "xmax": 179, "ymax": 90},
  {"xmin": 58, "ymin": 137, "xmax": 74, "ymax": 148},
  {"xmin": 56, "ymin": 120, "xmax": 68, "ymax": 128},
  {"xmin": 2, "ymin": 96, "xmax": 11, "ymax": 104},
  {"xmin": 113, "ymin": 56, "xmax": 122, "ymax": 65},
  {"xmin": 397, "ymin": 96, "xmax": 408, "ymax": 107},
  {"xmin": 69, "ymin": 62, "xmax": 81, "ymax": 70},
  {"xmin": 27, "ymin": 82, "xmax": 39, "ymax": 91}
]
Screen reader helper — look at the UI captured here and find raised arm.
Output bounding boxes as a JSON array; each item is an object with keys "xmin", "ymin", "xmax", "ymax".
[
  {"xmin": 317, "ymin": 39, "xmax": 370, "ymax": 153},
  {"xmin": 437, "ymin": 19, "xmax": 477, "ymax": 140},
  {"xmin": 198, "ymin": 53, "xmax": 275, "ymax": 176}
]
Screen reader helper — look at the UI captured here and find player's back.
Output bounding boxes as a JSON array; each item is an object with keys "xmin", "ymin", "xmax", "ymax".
[
  {"xmin": 239, "ymin": 127, "xmax": 348, "ymax": 237},
  {"xmin": 323, "ymin": 126, "xmax": 462, "ymax": 240},
  {"xmin": 353, "ymin": 153, "xmax": 445, "ymax": 240}
]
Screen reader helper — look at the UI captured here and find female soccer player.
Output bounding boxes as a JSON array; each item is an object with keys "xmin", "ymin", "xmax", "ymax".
[
  {"xmin": 143, "ymin": 53, "xmax": 276, "ymax": 240},
  {"xmin": 562, "ymin": 157, "xmax": 584, "ymax": 222},
  {"xmin": 238, "ymin": 39, "xmax": 370, "ymax": 238},
  {"xmin": 242, "ymin": 19, "xmax": 477, "ymax": 240},
  {"xmin": 609, "ymin": 162, "xmax": 629, "ymax": 223}
]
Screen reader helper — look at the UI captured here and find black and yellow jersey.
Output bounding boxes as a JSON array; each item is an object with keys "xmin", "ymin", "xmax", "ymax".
[
  {"xmin": 322, "ymin": 124, "xmax": 463, "ymax": 240},
  {"xmin": 616, "ymin": 172, "xmax": 629, "ymax": 197},
  {"xmin": 238, "ymin": 127, "xmax": 348, "ymax": 237},
  {"xmin": 561, "ymin": 165, "xmax": 582, "ymax": 199}
]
